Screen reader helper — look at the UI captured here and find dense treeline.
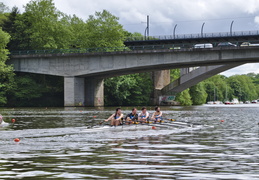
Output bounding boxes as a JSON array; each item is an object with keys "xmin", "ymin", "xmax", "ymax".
[{"xmin": 0, "ymin": 0, "xmax": 258, "ymax": 106}]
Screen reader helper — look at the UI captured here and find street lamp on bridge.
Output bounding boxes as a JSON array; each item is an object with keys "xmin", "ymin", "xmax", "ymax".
[
  {"xmin": 201, "ymin": 22, "xmax": 205, "ymax": 38},
  {"xmin": 143, "ymin": 15, "xmax": 149, "ymax": 40},
  {"xmin": 173, "ymin": 24, "xmax": 177, "ymax": 39},
  {"xmin": 230, "ymin": 20, "xmax": 234, "ymax": 36}
]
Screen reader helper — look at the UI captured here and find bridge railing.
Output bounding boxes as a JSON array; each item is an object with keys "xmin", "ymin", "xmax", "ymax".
[
  {"xmin": 126, "ymin": 30, "xmax": 259, "ymax": 41},
  {"xmin": 10, "ymin": 39, "xmax": 259, "ymax": 56},
  {"xmin": 11, "ymin": 47, "xmax": 132, "ymax": 55},
  {"xmin": 11, "ymin": 44, "xmax": 198, "ymax": 55}
]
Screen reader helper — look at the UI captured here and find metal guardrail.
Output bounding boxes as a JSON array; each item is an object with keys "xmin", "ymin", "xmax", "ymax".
[
  {"xmin": 10, "ymin": 39, "xmax": 259, "ymax": 56},
  {"xmin": 11, "ymin": 47, "xmax": 131, "ymax": 55},
  {"xmin": 11, "ymin": 45, "xmax": 177, "ymax": 55},
  {"xmin": 126, "ymin": 30, "xmax": 259, "ymax": 41}
]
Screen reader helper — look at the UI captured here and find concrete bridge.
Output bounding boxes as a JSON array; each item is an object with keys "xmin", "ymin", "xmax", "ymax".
[{"xmin": 8, "ymin": 46, "xmax": 259, "ymax": 106}]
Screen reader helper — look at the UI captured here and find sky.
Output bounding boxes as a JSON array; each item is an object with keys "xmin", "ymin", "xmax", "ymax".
[{"xmin": 2, "ymin": 0, "xmax": 259, "ymax": 76}]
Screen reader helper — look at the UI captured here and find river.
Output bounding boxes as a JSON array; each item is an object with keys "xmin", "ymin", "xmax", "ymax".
[{"xmin": 0, "ymin": 105, "xmax": 258, "ymax": 179}]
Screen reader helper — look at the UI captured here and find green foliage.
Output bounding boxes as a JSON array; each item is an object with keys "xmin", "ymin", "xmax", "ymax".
[
  {"xmin": 104, "ymin": 73, "xmax": 153, "ymax": 106},
  {"xmin": 0, "ymin": 27, "xmax": 14, "ymax": 106},
  {"xmin": 175, "ymin": 89, "xmax": 192, "ymax": 106},
  {"xmin": 1, "ymin": 7, "xmax": 20, "ymax": 50},
  {"xmin": 0, "ymin": 2, "xmax": 9, "ymax": 13},
  {"xmin": 170, "ymin": 69, "xmax": 180, "ymax": 82},
  {"xmin": 202, "ymin": 74, "xmax": 259, "ymax": 103},
  {"xmin": 0, "ymin": 2, "xmax": 9, "ymax": 26},
  {"xmin": 86, "ymin": 10, "xmax": 126, "ymax": 48},
  {"xmin": 22, "ymin": 0, "xmax": 72, "ymax": 49},
  {"xmin": 189, "ymin": 82, "xmax": 208, "ymax": 105},
  {"xmin": 68, "ymin": 14, "xmax": 89, "ymax": 48},
  {"xmin": 204, "ymin": 75, "xmax": 230, "ymax": 102},
  {"xmin": 227, "ymin": 75, "xmax": 257, "ymax": 101},
  {"xmin": 126, "ymin": 32, "xmax": 144, "ymax": 41},
  {"xmin": 7, "ymin": 73, "xmax": 64, "ymax": 107}
]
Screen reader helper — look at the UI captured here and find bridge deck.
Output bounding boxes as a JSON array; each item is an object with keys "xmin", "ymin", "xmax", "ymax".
[{"xmin": 124, "ymin": 30, "xmax": 259, "ymax": 46}]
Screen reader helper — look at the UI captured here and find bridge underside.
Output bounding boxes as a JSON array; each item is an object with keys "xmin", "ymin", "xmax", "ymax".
[
  {"xmin": 161, "ymin": 63, "xmax": 244, "ymax": 95},
  {"xmin": 62, "ymin": 63, "xmax": 245, "ymax": 106}
]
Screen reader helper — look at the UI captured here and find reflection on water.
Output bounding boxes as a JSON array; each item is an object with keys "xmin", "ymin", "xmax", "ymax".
[{"xmin": 0, "ymin": 105, "xmax": 259, "ymax": 179}]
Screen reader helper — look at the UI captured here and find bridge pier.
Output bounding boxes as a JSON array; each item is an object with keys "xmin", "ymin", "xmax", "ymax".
[
  {"xmin": 85, "ymin": 78, "xmax": 104, "ymax": 107},
  {"xmin": 152, "ymin": 70, "xmax": 170, "ymax": 105},
  {"xmin": 64, "ymin": 77, "xmax": 104, "ymax": 107},
  {"xmin": 64, "ymin": 77, "xmax": 85, "ymax": 106}
]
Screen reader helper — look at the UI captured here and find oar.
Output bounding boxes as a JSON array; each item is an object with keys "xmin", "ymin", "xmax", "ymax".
[
  {"xmin": 165, "ymin": 119, "xmax": 203, "ymax": 127},
  {"xmin": 99, "ymin": 120, "xmax": 109, "ymax": 126}
]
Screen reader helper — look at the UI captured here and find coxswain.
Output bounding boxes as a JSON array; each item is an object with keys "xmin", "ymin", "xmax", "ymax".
[
  {"xmin": 125, "ymin": 107, "xmax": 138, "ymax": 124},
  {"xmin": 138, "ymin": 107, "xmax": 150, "ymax": 124},
  {"xmin": 151, "ymin": 106, "xmax": 163, "ymax": 123},
  {"xmin": 105, "ymin": 108, "xmax": 123, "ymax": 126}
]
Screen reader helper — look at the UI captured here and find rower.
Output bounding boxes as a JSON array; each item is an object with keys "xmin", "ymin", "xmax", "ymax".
[
  {"xmin": 138, "ymin": 107, "xmax": 149, "ymax": 124},
  {"xmin": 125, "ymin": 107, "xmax": 138, "ymax": 124},
  {"xmin": 105, "ymin": 108, "xmax": 123, "ymax": 126},
  {"xmin": 151, "ymin": 106, "xmax": 163, "ymax": 123}
]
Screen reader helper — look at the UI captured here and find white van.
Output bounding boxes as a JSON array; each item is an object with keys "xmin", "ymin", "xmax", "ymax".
[
  {"xmin": 240, "ymin": 42, "xmax": 259, "ymax": 47},
  {"xmin": 194, "ymin": 43, "xmax": 213, "ymax": 49}
]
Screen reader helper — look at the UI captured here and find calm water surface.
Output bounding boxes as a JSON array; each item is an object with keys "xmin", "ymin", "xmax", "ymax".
[{"xmin": 0, "ymin": 105, "xmax": 259, "ymax": 180}]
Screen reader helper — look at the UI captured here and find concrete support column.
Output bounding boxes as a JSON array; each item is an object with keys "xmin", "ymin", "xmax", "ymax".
[
  {"xmin": 180, "ymin": 68, "xmax": 190, "ymax": 76},
  {"xmin": 152, "ymin": 70, "xmax": 170, "ymax": 105},
  {"xmin": 85, "ymin": 78, "xmax": 104, "ymax": 107},
  {"xmin": 64, "ymin": 77, "xmax": 85, "ymax": 106}
]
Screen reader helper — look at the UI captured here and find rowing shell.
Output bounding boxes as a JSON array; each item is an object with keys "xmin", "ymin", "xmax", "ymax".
[{"xmin": 81, "ymin": 121, "xmax": 208, "ymax": 133}]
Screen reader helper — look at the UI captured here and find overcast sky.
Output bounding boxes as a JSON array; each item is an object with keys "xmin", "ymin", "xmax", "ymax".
[{"xmin": 2, "ymin": 0, "xmax": 259, "ymax": 76}]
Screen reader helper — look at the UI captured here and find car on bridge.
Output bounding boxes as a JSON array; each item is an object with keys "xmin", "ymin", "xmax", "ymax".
[
  {"xmin": 240, "ymin": 42, "xmax": 259, "ymax": 47},
  {"xmin": 194, "ymin": 43, "xmax": 213, "ymax": 49},
  {"xmin": 217, "ymin": 42, "xmax": 237, "ymax": 47}
]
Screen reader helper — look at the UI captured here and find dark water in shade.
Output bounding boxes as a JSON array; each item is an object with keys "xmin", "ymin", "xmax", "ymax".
[{"xmin": 0, "ymin": 105, "xmax": 259, "ymax": 180}]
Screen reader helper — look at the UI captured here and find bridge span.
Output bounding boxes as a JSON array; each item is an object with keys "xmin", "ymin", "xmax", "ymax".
[{"xmin": 8, "ymin": 46, "xmax": 259, "ymax": 106}]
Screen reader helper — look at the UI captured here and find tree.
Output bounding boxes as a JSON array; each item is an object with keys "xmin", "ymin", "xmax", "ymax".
[
  {"xmin": 170, "ymin": 69, "xmax": 180, "ymax": 82},
  {"xmin": 175, "ymin": 89, "xmax": 192, "ymax": 106},
  {"xmin": 86, "ymin": 10, "xmax": 126, "ymax": 48},
  {"xmin": 0, "ymin": 28, "xmax": 14, "ymax": 105},
  {"xmin": 7, "ymin": 73, "xmax": 64, "ymax": 107},
  {"xmin": 126, "ymin": 32, "xmax": 144, "ymax": 41},
  {"xmin": 189, "ymin": 82, "xmax": 208, "ymax": 105},
  {"xmin": 68, "ymin": 14, "xmax": 89, "ymax": 48},
  {"xmin": 21, "ymin": 0, "xmax": 72, "ymax": 49},
  {"xmin": 228, "ymin": 75, "xmax": 257, "ymax": 101},
  {"xmin": 104, "ymin": 73, "xmax": 153, "ymax": 106},
  {"xmin": 1, "ymin": 6, "xmax": 20, "ymax": 51},
  {"xmin": 0, "ymin": 2, "xmax": 9, "ymax": 25},
  {"xmin": 204, "ymin": 75, "xmax": 230, "ymax": 102}
]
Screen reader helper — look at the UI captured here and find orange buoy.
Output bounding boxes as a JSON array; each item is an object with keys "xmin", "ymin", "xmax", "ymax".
[
  {"xmin": 14, "ymin": 138, "xmax": 20, "ymax": 142},
  {"xmin": 93, "ymin": 116, "xmax": 97, "ymax": 118},
  {"xmin": 220, "ymin": 120, "xmax": 225, "ymax": 122},
  {"xmin": 11, "ymin": 119, "xmax": 16, "ymax": 123},
  {"xmin": 152, "ymin": 126, "xmax": 156, "ymax": 130}
]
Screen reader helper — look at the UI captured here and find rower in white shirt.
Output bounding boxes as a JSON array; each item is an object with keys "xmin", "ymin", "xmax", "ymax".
[{"xmin": 138, "ymin": 107, "xmax": 149, "ymax": 124}]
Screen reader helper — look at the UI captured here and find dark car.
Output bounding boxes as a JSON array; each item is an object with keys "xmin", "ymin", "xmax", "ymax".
[{"xmin": 217, "ymin": 42, "xmax": 237, "ymax": 47}]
